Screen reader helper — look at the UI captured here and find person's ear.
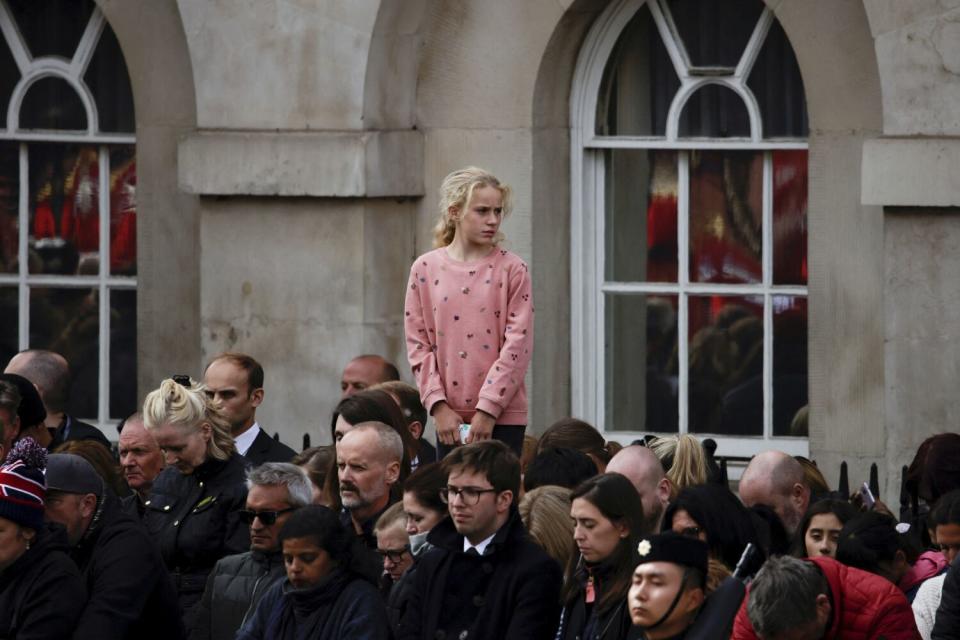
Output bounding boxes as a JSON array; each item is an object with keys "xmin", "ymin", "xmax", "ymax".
[
  {"xmin": 683, "ymin": 586, "xmax": 704, "ymax": 614},
  {"xmin": 615, "ymin": 520, "xmax": 630, "ymax": 539},
  {"xmin": 408, "ymin": 420, "xmax": 424, "ymax": 441},
  {"xmin": 448, "ymin": 205, "xmax": 460, "ymax": 222},
  {"xmin": 496, "ymin": 489, "xmax": 513, "ymax": 514},
  {"xmin": 385, "ymin": 460, "xmax": 401, "ymax": 486},
  {"xmin": 657, "ymin": 477, "xmax": 672, "ymax": 506},
  {"xmin": 249, "ymin": 387, "xmax": 264, "ymax": 408},
  {"xmin": 814, "ymin": 593, "xmax": 831, "ymax": 625},
  {"xmin": 81, "ymin": 494, "xmax": 97, "ymax": 518},
  {"xmin": 199, "ymin": 422, "xmax": 213, "ymax": 442}
]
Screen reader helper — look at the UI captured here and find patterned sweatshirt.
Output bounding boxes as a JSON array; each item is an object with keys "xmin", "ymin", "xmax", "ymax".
[{"xmin": 404, "ymin": 246, "xmax": 533, "ymax": 426}]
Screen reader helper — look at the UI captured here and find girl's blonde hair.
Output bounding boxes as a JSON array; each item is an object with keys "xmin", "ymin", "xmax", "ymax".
[
  {"xmin": 142, "ymin": 377, "xmax": 236, "ymax": 461},
  {"xmin": 518, "ymin": 485, "xmax": 574, "ymax": 570},
  {"xmin": 432, "ymin": 166, "xmax": 512, "ymax": 248},
  {"xmin": 649, "ymin": 434, "xmax": 709, "ymax": 497}
]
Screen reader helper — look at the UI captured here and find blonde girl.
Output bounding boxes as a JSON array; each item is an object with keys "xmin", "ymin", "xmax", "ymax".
[{"xmin": 404, "ymin": 167, "xmax": 533, "ymax": 456}]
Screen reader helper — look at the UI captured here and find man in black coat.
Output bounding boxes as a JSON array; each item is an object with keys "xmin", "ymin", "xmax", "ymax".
[
  {"xmin": 4, "ymin": 350, "xmax": 111, "ymax": 450},
  {"xmin": 398, "ymin": 440, "xmax": 562, "ymax": 640},
  {"xmin": 44, "ymin": 452, "xmax": 185, "ymax": 640},
  {"xmin": 203, "ymin": 353, "xmax": 295, "ymax": 465}
]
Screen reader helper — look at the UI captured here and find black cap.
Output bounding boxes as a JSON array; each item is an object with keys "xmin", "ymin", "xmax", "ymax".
[
  {"xmin": 636, "ymin": 532, "xmax": 709, "ymax": 575},
  {"xmin": 46, "ymin": 453, "xmax": 103, "ymax": 496},
  {"xmin": 0, "ymin": 373, "xmax": 46, "ymax": 427}
]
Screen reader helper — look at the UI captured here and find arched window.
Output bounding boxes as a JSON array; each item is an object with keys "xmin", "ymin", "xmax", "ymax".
[
  {"xmin": 571, "ymin": 0, "xmax": 808, "ymax": 456},
  {"xmin": 0, "ymin": 0, "xmax": 136, "ymax": 430}
]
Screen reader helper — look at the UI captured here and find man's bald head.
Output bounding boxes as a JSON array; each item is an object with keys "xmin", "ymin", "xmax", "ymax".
[
  {"xmin": 739, "ymin": 450, "xmax": 810, "ymax": 535},
  {"xmin": 340, "ymin": 355, "xmax": 400, "ymax": 399},
  {"xmin": 606, "ymin": 445, "xmax": 672, "ymax": 534},
  {"xmin": 6, "ymin": 350, "xmax": 70, "ymax": 413}
]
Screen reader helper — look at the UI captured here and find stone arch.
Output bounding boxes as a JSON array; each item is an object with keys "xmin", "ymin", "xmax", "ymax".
[{"xmin": 94, "ymin": 0, "xmax": 201, "ymax": 398}]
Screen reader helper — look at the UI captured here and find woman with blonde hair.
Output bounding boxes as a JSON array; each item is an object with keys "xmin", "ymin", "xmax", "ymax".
[
  {"xmin": 648, "ymin": 434, "xmax": 709, "ymax": 497},
  {"xmin": 518, "ymin": 485, "xmax": 574, "ymax": 570},
  {"xmin": 141, "ymin": 376, "xmax": 249, "ymax": 626},
  {"xmin": 404, "ymin": 166, "xmax": 533, "ymax": 458}
]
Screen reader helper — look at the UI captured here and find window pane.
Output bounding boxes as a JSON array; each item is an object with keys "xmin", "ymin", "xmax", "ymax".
[
  {"xmin": 84, "ymin": 24, "xmax": 135, "ymax": 134},
  {"xmin": 28, "ymin": 143, "xmax": 100, "ymax": 275},
  {"xmin": 605, "ymin": 149, "xmax": 678, "ymax": 282},
  {"xmin": 688, "ymin": 295, "xmax": 763, "ymax": 435},
  {"xmin": 773, "ymin": 150, "xmax": 808, "ymax": 285},
  {"xmin": 689, "ymin": 151, "xmax": 762, "ymax": 284},
  {"xmin": 773, "ymin": 296, "xmax": 807, "ymax": 436},
  {"xmin": 596, "ymin": 4, "xmax": 679, "ymax": 137},
  {"xmin": 667, "ymin": 0, "xmax": 765, "ymax": 69},
  {"xmin": 0, "ymin": 287, "xmax": 17, "ymax": 365},
  {"xmin": 109, "ymin": 289, "xmax": 136, "ymax": 419},
  {"xmin": 606, "ymin": 293, "xmax": 678, "ymax": 433},
  {"xmin": 0, "ymin": 142, "xmax": 18, "ymax": 274},
  {"xmin": 748, "ymin": 19, "xmax": 808, "ymax": 138},
  {"xmin": 109, "ymin": 146, "xmax": 136, "ymax": 275},
  {"xmin": 6, "ymin": 0, "xmax": 95, "ymax": 60},
  {"xmin": 20, "ymin": 77, "xmax": 87, "ymax": 131},
  {"xmin": 29, "ymin": 286, "xmax": 99, "ymax": 420},
  {"xmin": 679, "ymin": 85, "xmax": 751, "ymax": 138}
]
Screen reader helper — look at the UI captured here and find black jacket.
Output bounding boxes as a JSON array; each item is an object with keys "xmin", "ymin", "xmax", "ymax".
[
  {"xmin": 0, "ymin": 524, "xmax": 86, "ymax": 640},
  {"xmin": 933, "ymin": 554, "xmax": 960, "ymax": 639},
  {"xmin": 49, "ymin": 415, "xmax": 111, "ymax": 451},
  {"xmin": 70, "ymin": 490, "xmax": 184, "ymax": 640},
  {"xmin": 243, "ymin": 429, "xmax": 296, "ymax": 466},
  {"xmin": 236, "ymin": 569, "xmax": 390, "ymax": 640},
  {"xmin": 557, "ymin": 561, "xmax": 642, "ymax": 640},
  {"xmin": 397, "ymin": 508, "xmax": 562, "ymax": 640},
  {"xmin": 190, "ymin": 549, "xmax": 286, "ymax": 640},
  {"xmin": 143, "ymin": 454, "xmax": 249, "ymax": 626}
]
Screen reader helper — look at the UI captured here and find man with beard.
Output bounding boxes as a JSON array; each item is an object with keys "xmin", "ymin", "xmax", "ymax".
[
  {"xmin": 337, "ymin": 422, "xmax": 403, "ymax": 549},
  {"xmin": 738, "ymin": 450, "xmax": 811, "ymax": 537},
  {"xmin": 607, "ymin": 445, "xmax": 673, "ymax": 534}
]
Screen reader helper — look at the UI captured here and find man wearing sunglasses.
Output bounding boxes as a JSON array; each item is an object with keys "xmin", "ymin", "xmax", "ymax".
[
  {"xmin": 191, "ymin": 463, "xmax": 312, "ymax": 640},
  {"xmin": 397, "ymin": 440, "xmax": 562, "ymax": 640}
]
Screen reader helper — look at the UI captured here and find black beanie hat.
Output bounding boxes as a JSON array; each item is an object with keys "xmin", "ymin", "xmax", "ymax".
[{"xmin": 636, "ymin": 532, "xmax": 709, "ymax": 576}]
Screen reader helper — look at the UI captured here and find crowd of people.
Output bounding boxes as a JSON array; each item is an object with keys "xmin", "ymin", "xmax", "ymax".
[{"xmin": 0, "ymin": 167, "xmax": 956, "ymax": 639}]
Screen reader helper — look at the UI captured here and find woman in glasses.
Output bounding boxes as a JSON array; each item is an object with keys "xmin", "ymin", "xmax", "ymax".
[
  {"xmin": 662, "ymin": 483, "xmax": 764, "ymax": 576},
  {"xmin": 237, "ymin": 505, "xmax": 389, "ymax": 640},
  {"xmin": 557, "ymin": 473, "xmax": 646, "ymax": 640},
  {"xmin": 142, "ymin": 376, "xmax": 249, "ymax": 627}
]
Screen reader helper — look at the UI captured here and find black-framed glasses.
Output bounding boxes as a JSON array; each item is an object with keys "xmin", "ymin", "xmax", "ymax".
[
  {"xmin": 377, "ymin": 544, "xmax": 411, "ymax": 564},
  {"xmin": 440, "ymin": 486, "xmax": 498, "ymax": 506},
  {"xmin": 239, "ymin": 507, "xmax": 296, "ymax": 525},
  {"xmin": 172, "ymin": 374, "xmax": 192, "ymax": 388}
]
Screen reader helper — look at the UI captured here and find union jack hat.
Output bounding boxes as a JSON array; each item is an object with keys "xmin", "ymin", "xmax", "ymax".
[{"xmin": 0, "ymin": 438, "xmax": 47, "ymax": 531}]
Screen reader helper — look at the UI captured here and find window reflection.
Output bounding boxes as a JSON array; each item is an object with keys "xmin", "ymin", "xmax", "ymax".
[
  {"xmin": 689, "ymin": 151, "xmax": 762, "ymax": 284},
  {"xmin": 606, "ymin": 294, "xmax": 679, "ymax": 432}
]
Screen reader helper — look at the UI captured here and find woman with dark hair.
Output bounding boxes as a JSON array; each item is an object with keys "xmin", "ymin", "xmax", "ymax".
[
  {"xmin": 386, "ymin": 463, "xmax": 449, "ymax": 635},
  {"xmin": 538, "ymin": 418, "xmax": 620, "ymax": 473},
  {"xmin": 663, "ymin": 483, "xmax": 764, "ymax": 575},
  {"xmin": 324, "ymin": 389, "xmax": 414, "ymax": 511},
  {"xmin": 237, "ymin": 505, "xmax": 389, "ymax": 640},
  {"xmin": 556, "ymin": 473, "xmax": 645, "ymax": 640},
  {"xmin": 791, "ymin": 499, "xmax": 857, "ymax": 559},
  {"xmin": 836, "ymin": 511, "xmax": 913, "ymax": 587},
  {"xmin": 913, "ymin": 489, "xmax": 960, "ymax": 637}
]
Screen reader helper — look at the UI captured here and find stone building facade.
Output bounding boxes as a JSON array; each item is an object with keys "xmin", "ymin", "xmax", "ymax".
[{"xmin": 30, "ymin": 0, "xmax": 960, "ymax": 502}]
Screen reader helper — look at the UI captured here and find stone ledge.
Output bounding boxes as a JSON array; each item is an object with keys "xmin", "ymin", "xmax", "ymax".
[
  {"xmin": 862, "ymin": 138, "xmax": 960, "ymax": 207},
  {"xmin": 178, "ymin": 130, "xmax": 424, "ymax": 197}
]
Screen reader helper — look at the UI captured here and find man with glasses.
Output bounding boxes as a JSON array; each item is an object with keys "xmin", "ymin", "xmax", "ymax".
[
  {"xmin": 190, "ymin": 463, "xmax": 312, "ymax": 640},
  {"xmin": 397, "ymin": 440, "xmax": 562, "ymax": 640}
]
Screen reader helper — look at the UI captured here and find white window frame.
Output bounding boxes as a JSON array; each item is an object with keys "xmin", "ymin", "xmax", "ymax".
[
  {"xmin": 570, "ymin": 0, "xmax": 809, "ymax": 458},
  {"xmin": 0, "ymin": 2, "xmax": 136, "ymax": 434}
]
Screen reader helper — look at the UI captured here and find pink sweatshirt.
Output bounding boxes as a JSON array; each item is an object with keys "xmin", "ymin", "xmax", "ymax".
[{"xmin": 404, "ymin": 246, "xmax": 533, "ymax": 425}]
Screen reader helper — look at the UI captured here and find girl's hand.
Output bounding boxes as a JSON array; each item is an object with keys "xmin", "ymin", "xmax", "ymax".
[
  {"xmin": 432, "ymin": 402, "xmax": 462, "ymax": 446},
  {"xmin": 466, "ymin": 411, "xmax": 495, "ymax": 444}
]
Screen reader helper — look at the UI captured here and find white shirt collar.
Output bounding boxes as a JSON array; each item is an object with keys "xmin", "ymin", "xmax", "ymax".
[
  {"xmin": 234, "ymin": 422, "xmax": 261, "ymax": 456},
  {"xmin": 463, "ymin": 532, "xmax": 496, "ymax": 556}
]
